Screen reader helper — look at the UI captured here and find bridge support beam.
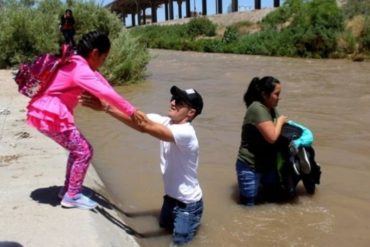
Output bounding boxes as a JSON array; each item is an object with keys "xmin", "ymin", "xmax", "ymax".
[
  {"xmin": 169, "ymin": 0, "xmax": 174, "ymax": 19},
  {"xmin": 255, "ymin": 0, "xmax": 261, "ymax": 9},
  {"xmin": 186, "ymin": 0, "xmax": 191, "ymax": 17},
  {"xmin": 164, "ymin": 0, "xmax": 169, "ymax": 20},
  {"xmin": 231, "ymin": 0, "xmax": 238, "ymax": 12},
  {"xmin": 217, "ymin": 0, "xmax": 222, "ymax": 14},
  {"xmin": 177, "ymin": 0, "xmax": 182, "ymax": 18},
  {"xmin": 202, "ymin": 0, "xmax": 207, "ymax": 15}
]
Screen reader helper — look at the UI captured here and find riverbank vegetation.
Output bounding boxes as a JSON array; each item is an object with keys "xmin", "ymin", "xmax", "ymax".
[
  {"xmin": 130, "ymin": 0, "xmax": 370, "ymax": 60},
  {"xmin": 0, "ymin": 0, "xmax": 149, "ymax": 84}
]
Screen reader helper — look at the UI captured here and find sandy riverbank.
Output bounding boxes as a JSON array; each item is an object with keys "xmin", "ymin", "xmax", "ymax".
[{"xmin": 0, "ymin": 70, "xmax": 139, "ymax": 247}]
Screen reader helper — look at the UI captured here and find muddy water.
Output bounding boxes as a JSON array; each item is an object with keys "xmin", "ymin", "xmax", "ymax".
[{"xmin": 76, "ymin": 49, "xmax": 370, "ymax": 246}]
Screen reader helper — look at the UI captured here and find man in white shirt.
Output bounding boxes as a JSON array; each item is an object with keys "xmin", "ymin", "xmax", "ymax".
[{"xmin": 81, "ymin": 86, "xmax": 204, "ymax": 245}]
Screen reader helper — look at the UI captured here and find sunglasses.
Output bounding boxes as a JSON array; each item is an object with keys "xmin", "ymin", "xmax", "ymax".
[{"xmin": 171, "ymin": 95, "xmax": 190, "ymax": 107}]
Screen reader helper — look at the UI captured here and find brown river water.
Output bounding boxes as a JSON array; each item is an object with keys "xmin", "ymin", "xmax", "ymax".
[{"xmin": 76, "ymin": 49, "xmax": 370, "ymax": 247}]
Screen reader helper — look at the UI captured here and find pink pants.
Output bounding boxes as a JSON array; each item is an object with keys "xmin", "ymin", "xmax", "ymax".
[{"xmin": 41, "ymin": 128, "xmax": 93, "ymax": 197}]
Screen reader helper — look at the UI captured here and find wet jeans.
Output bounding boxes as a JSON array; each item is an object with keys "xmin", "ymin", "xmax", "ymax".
[
  {"xmin": 160, "ymin": 195, "xmax": 203, "ymax": 245},
  {"xmin": 235, "ymin": 159, "xmax": 280, "ymax": 206}
]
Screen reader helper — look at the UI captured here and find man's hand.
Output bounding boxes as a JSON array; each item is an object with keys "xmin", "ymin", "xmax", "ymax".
[{"xmin": 79, "ymin": 92, "xmax": 105, "ymax": 111}]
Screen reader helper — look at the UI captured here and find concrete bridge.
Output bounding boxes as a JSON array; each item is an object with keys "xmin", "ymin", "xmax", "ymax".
[{"xmin": 108, "ymin": 0, "xmax": 281, "ymax": 27}]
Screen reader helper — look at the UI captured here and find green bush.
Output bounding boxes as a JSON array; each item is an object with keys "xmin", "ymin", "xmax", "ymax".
[
  {"xmin": 130, "ymin": 24, "xmax": 188, "ymax": 48},
  {"xmin": 100, "ymin": 30, "xmax": 150, "ymax": 84},
  {"xmin": 257, "ymin": 0, "xmax": 344, "ymax": 57},
  {"xmin": 186, "ymin": 17, "xmax": 216, "ymax": 38},
  {"xmin": 0, "ymin": 0, "xmax": 149, "ymax": 84},
  {"xmin": 0, "ymin": 0, "xmax": 61, "ymax": 67},
  {"xmin": 223, "ymin": 26, "xmax": 239, "ymax": 44},
  {"xmin": 362, "ymin": 17, "xmax": 370, "ymax": 51}
]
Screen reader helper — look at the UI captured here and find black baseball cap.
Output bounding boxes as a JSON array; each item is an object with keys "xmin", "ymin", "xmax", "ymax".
[{"xmin": 170, "ymin": 86, "xmax": 203, "ymax": 115}]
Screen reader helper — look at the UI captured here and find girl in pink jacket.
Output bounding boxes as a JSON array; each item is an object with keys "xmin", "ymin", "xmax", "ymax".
[{"xmin": 26, "ymin": 31, "xmax": 137, "ymax": 209}]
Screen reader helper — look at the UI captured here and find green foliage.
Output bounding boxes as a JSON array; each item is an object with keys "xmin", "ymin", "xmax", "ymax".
[
  {"xmin": 0, "ymin": 0, "xmax": 61, "ymax": 67},
  {"xmin": 223, "ymin": 26, "xmax": 239, "ymax": 44},
  {"xmin": 0, "ymin": 0, "xmax": 149, "ymax": 84},
  {"xmin": 130, "ymin": 24, "xmax": 188, "ymax": 48},
  {"xmin": 290, "ymin": 0, "xmax": 344, "ymax": 57},
  {"xmin": 362, "ymin": 17, "xmax": 370, "ymax": 51},
  {"xmin": 100, "ymin": 30, "xmax": 150, "ymax": 84},
  {"xmin": 186, "ymin": 17, "xmax": 216, "ymax": 37},
  {"xmin": 68, "ymin": 0, "xmax": 122, "ymax": 40},
  {"xmin": 340, "ymin": 31, "xmax": 357, "ymax": 54},
  {"xmin": 261, "ymin": 0, "xmax": 305, "ymax": 30},
  {"xmin": 130, "ymin": 0, "xmax": 366, "ymax": 59},
  {"xmin": 256, "ymin": 0, "xmax": 344, "ymax": 57},
  {"xmin": 342, "ymin": 0, "xmax": 370, "ymax": 19},
  {"xmin": 0, "ymin": 0, "xmax": 123, "ymax": 66}
]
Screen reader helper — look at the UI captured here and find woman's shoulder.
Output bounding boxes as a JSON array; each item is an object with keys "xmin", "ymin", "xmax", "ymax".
[
  {"xmin": 246, "ymin": 101, "xmax": 271, "ymax": 122},
  {"xmin": 248, "ymin": 101, "xmax": 267, "ymax": 112}
]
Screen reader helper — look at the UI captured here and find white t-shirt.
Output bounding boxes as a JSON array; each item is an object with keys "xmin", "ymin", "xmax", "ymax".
[{"xmin": 147, "ymin": 113, "xmax": 202, "ymax": 203}]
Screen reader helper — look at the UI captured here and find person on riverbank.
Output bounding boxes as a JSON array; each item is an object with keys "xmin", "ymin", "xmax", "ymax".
[
  {"xmin": 60, "ymin": 9, "xmax": 76, "ymax": 47},
  {"xmin": 26, "ymin": 31, "xmax": 139, "ymax": 210},
  {"xmin": 235, "ymin": 76, "xmax": 288, "ymax": 206},
  {"xmin": 81, "ymin": 86, "xmax": 204, "ymax": 245}
]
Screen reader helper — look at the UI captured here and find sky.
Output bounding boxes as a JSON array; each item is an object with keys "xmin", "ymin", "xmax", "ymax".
[{"xmin": 101, "ymin": 0, "xmax": 286, "ymax": 26}]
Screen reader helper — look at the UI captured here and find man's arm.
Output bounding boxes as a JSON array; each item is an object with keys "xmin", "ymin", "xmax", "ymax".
[
  {"xmin": 107, "ymin": 106, "xmax": 175, "ymax": 142},
  {"xmin": 80, "ymin": 92, "xmax": 175, "ymax": 142}
]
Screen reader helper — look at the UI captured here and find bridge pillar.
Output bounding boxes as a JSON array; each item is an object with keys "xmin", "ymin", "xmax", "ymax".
[
  {"xmin": 131, "ymin": 13, "xmax": 136, "ymax": 26},
  {"xmin": 231, "ymin": 0, "xmax": 238, "ymax": 12},
  {"xmin": 143, "ymin": 8, "xmax": 147, "ymax": 24},
  {"xmin": 138, "ymin": 9, "xmax": 142, "ymax": 25},
  {"xmin": 186, "ymin": 0, "xmax": 191, "ymax": 17},
  {"xmin": 274, "ymin": 0, "xmax": 280, "ymax": 7},
  {"xmin": 255, "ymin": 0, "xmax": 261, "ymax": 9},
  {"xmin": 169, "ymin": 0, "xmax": 174, "ymax": 19},
  {"xmin": 177, "ymin": 0, "xmax": 183, "ymax": 18},
  {"xmin": 151, "ymin": 1, "xmax": 157, "ymax": 23},
  {"xmin": 164, "ymin": 0, "xmax": 169, "ymax": 20},
  {"xmin": 202, "ymin": 0, "xmax": 207, "ymax": 15},
  {"xmin": 217, "ymin": 0, "xmax": 222, "ymax": 14}
]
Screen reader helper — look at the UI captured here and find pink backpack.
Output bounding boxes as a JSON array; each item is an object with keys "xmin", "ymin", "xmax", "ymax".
[{"xmin": 14, "ymin": 44, "xmax": 74, "ymax": 98}]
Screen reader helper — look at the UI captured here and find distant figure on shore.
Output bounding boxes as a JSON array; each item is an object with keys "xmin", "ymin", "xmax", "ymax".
[
  {"xmin": 81, "ymin": 86, "xmax": 204, "ymax": 245},
  {"xmin": 26, "ymin": 31, "xmax": 139, "ymax": 210},
  {"xmin": 60, "ymin": 9, "xmax": 76, "ymax": 47},
  {"xmin": 235, "ymin": 76, "xmax": 288, "ymax": 206}
]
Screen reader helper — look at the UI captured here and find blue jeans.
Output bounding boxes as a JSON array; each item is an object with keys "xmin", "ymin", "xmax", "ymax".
[
  {"xmin": 159, "ymin": 195, "xmax": 203, "ymax": 245},
  {"xmin": 235, "ymin": 159, "xmax": 280, "ymax": 206}
]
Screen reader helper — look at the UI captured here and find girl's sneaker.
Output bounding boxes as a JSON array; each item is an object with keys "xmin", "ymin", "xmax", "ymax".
[
  {"xmin": 61, "ymin": 193, "xmax": 97, "ymax": 210},
  {"xmin": 58, "ymin": 187, "xmax": 92, "ymax": 200}
]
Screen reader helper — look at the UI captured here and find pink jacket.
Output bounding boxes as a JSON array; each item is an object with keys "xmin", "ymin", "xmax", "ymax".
[{"xmin": 27, "ymin": 55, "xmax": 136, "ymax": 132}]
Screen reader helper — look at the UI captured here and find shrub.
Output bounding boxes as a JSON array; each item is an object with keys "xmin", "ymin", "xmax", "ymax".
[
  {"xmin": 100, "ymin": 30, "xmax": 150, "ymax": 84},
  {"xmin": 223, "ymin": 26, "xmax": 239, "ymax": 44},
  {"xmin": 0, "ymin": 0, "xmax": 61, "ymax": 67},
  {"xmin": 362, "ymin": 17, "xmax": 370, "ymax": 51},
  {"xmin": 0, "ymin": 0, "xmax": 149, "ymax": 83},
  {"xmin": 258, "ymin": 0, "xmax": 344, "ymax": 57},
  {"xmin": 186, "ymin": 17, "xmax": 216, "ymax": 37}
]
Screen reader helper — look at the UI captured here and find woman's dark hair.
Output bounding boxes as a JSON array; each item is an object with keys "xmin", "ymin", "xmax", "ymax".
[
  {"xmin": 77, "ymin": 31, "xmax": 111, "ymax": 58},
  {"xmin": 65, "ymin": 9, "xmax": 72, "ymax": 14},
  {"xmin": 243, "ymin": 76, "xmax": 280, "ymax": 107}
]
